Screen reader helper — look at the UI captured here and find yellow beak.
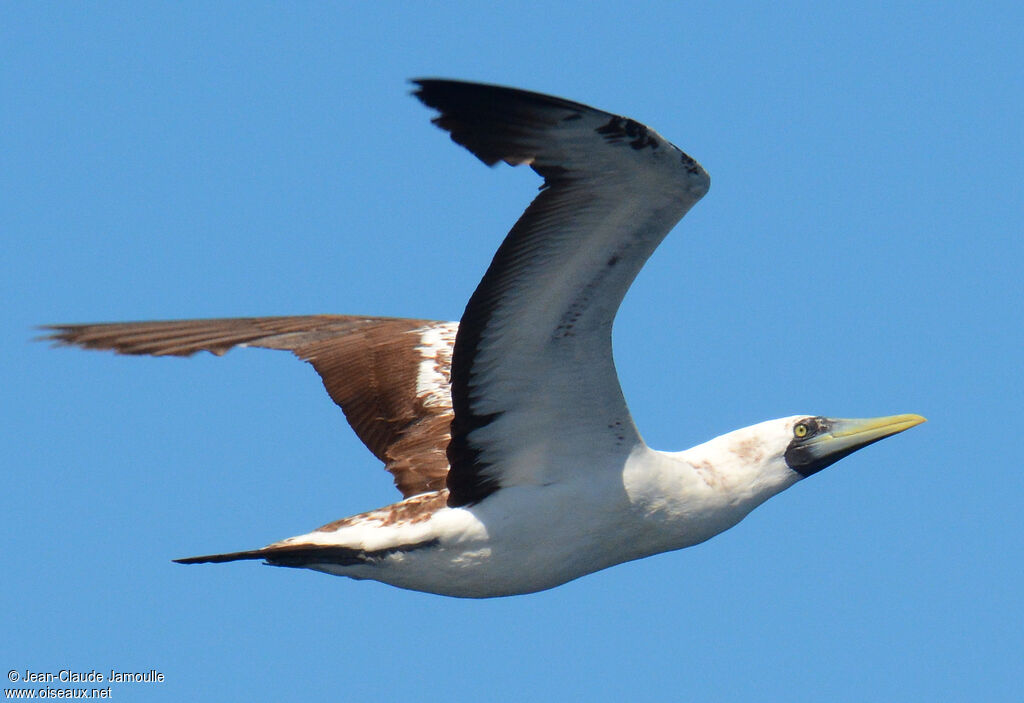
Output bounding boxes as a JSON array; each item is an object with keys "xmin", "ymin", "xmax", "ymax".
[{"xmin": 786, "ymin": 414, "xmax": 926, "ymax": 477}]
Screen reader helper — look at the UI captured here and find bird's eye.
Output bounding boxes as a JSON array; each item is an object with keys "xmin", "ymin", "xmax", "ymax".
[{"xmin": 793, "ymin": 418, "xmax": 823, "ymax": 438}]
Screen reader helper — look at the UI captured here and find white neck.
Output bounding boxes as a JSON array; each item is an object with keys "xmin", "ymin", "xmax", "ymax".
[{"xmin": 621, "ymin": 423, "xmax": 802, "ymax": 555}]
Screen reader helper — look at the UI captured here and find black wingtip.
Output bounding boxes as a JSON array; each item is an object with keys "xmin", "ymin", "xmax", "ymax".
[
  {"xmin": 409, "ymin": 78, "xmax": 596, "ymax": 169},
  {"xmin": 409, "ymin": 78, "xmax": 592, "ymax": 113}
]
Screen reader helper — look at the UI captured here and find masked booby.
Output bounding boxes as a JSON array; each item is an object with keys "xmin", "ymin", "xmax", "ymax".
[{"xmin": 44, "ymin": 80, "xmax": 925, "ymax": 598}]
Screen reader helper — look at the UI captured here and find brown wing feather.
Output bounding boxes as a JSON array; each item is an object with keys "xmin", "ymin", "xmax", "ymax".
[{"xmin": 41, "ymin": 315, "xmax": 457, "ymax": 498}]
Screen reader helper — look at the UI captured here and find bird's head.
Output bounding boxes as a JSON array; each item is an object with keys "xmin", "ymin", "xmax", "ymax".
[
  {"xmin": 780, "ymin": 414, "xmax": 926, "ymax": 478},
  {"xmin": 687, "ymin": 413, "xmax": 927, "ymax": 499}
]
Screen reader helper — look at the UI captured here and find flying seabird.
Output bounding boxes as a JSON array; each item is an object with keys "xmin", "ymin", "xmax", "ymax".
[{"xmin": 44, "ymin": 80, "xmax": 925, "ymax": 598}]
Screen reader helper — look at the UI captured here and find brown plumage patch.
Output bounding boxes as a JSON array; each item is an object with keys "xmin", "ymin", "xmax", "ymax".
[
  {"xmin": 315, "ymin": 490, "xmax": 449, "ymax": 532},
  {"xmin": 41, "ymin": 315, "xmax": 458, "ymax": 498},
  {"xmin": 730, "ymin": 438, "xmax": 765, "ymax": 464},
  {"xmin": 692, "ymin": 459, "xmax": 728, "ymax": 490}
]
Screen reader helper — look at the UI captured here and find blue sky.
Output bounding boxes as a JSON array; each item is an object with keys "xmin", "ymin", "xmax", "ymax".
[{"xmin": 4, "ymin": 2, "xmax": 1022, "ymax": 701}]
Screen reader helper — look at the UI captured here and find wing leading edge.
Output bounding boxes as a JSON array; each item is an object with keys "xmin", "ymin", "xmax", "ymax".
[{"xmin": 413, "ymin": 79, "xmax": 710, "ymax": 506}]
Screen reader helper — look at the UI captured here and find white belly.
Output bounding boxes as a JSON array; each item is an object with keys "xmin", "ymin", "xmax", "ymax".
[{"xmin": 300, "ymin": 475, "xmax": 754, "ymax": 598}]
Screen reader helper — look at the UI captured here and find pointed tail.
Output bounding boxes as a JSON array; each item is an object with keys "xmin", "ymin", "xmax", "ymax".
[{"xmin": 175, "ymin": 539, "xmax": 439, "ymax": 568}]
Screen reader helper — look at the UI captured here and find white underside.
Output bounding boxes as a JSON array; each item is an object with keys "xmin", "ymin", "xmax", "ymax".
[{"xmin": 271, "ymin": 432, "xmax": 800, "ymax": 598}]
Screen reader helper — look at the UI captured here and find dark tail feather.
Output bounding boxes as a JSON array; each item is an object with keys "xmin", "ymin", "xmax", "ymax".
[
  {"xmin": 175, "ymin": 544, "xmax": 371, "ymax": 567},
  {"xmin": 175, "ymin": 539, "xmax": 438, "ymax": 567}
]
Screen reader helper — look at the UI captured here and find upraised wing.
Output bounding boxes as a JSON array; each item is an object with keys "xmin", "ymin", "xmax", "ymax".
[
  {"xmin": 42, "ymin": 316, "xmax": 458, "ymax": 498},
  {"xmin": 413, "ymin": 80, "xmax": 710, "ymax": 506}
]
